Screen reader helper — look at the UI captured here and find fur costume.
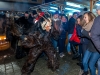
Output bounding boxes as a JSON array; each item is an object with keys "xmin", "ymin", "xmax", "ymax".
[{"xmin": 21, "ymin": 12, "xmax": 59, "ymax": 75}]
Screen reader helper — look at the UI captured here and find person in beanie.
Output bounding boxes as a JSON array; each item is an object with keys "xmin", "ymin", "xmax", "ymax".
[
  {"xmin": 51, "ymin": 11, "xmax": 61, "ymax": 52},
  {"xmin": 80, "ymin": 7, "xmax": 88, "ymax": 15},
  {"xmin": 91, "ymin": 6, "xmax": 100, "ymax": 75}
]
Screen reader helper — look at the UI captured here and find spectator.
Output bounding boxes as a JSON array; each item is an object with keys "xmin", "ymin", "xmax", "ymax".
[
  {"xmin": 80, "ymin": 7, "xmax": 88, "ymax": 15},
  {"xmin": 81, "ymin": 12, "xmax": 99, "ymax": 75},
  {"xmin": 66, "ymin": 12, "xmax": 78, "ymax": 55},
  {"xmin": 58, "ymin": 14, "xmax": 68, "ymax": 58},
  {"xmin": 91, "ymin": 6, "xmax": 100, "ymax": 75},
  {"xmin": 51, "ymin": 11, "xmax": 61, "ymax": 51}
]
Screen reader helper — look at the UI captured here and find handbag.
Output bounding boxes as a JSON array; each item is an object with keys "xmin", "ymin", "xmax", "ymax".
[{"xmin": 70, "ymin": 26, "xmax": 80, "ymax": 44}]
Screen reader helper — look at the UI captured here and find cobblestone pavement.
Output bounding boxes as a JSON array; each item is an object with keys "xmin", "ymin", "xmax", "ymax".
[{"xmin": 0, "ymin": 49, "xmax": 82, "ymax": 75}]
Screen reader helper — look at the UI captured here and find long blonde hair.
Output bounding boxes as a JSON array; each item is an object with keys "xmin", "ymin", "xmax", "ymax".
[
  {"xmin": 82, "ymin": 12, "xmax": 96, "ymax": 31},
  {"xmin": 83, "ymin": 12, "xmax": 96, "ymax": 26}
]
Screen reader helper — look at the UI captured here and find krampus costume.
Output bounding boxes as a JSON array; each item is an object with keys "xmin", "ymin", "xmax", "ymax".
[{"xmin": 21, "ymin": 10, "xmax": 59, "ymax": 75}]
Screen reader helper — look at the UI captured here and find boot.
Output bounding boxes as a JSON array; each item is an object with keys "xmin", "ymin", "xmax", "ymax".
[
  {"xmin": 77, "ymin": 62, "xmax": 82, "ymax": 66},
  {"xmin": 77, "ymin": 54, "xmax": 82, "ymax": 61},
  {"xmin": 71, "ymin": 44, "xmax": 77, "ymax": 54},
  {"xmin": 72, "ymin": 53, "xmax": 80, "ymax": 60},
  {"xmin": 82, "ymin": 71, "xmax": 88, "ymax": 75},
  {"xmin": 77, "ymin": 62, "xmax": 84, "ymax": 70},
  {"xmin": 71, "ymin": 44, "xmax": 79, "ymax": 60}
]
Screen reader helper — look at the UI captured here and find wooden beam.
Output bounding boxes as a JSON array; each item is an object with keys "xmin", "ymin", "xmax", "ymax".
[
  {"xmin": 90, "ymin": 0, "xmax": 97, "ymax": 12},
  {"xmin": 90, "ymin": 0, "xmax": 93, "ymax": 12}
]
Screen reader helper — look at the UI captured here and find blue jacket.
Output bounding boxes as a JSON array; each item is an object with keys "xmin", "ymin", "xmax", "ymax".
[
  {"xmin": 76, "ymin": 25, "xmax": 89, "ymax": 44},
  {"xmin": 76, "ymin": 25, "xmax": 82, "ymax": 37},
  {"xmin": 59, "ymin": 22, "xmax": 68, "ymax": 39}
]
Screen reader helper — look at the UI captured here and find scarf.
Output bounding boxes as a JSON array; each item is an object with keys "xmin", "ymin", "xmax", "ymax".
[
  {"xmin": 52, "ymin": 17, "xmax": 59, "ymax": 21},
  {"xmin": 82, "ymin": 20, "xmax": 94, "ymax": 31}
]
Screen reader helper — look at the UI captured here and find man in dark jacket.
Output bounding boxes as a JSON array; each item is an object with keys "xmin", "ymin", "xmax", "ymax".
[
  {"xmin": 67, "ymin": 12, "xmax": 78, "ymax": 54},
  {"xmin": 91, "ymin": 6, "xmax": 100, "ymax": 75},
  {"xmin": 15, "ymin": 11, "xmax": 33, "ymax": 34},
  {"xmin": 68, "ymin": 12, "xmax": 78, "ymax": 34}
]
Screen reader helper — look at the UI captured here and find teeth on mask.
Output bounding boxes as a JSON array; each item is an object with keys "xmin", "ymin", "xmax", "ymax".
[{"xmin": 24, "ymin": 37, "xmax": 27, "ymax": 40}]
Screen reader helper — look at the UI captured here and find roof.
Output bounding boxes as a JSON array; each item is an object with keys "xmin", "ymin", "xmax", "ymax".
[{"xmin": 30, "ymin": 0, "xmax": 98, "ymax": 14}]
